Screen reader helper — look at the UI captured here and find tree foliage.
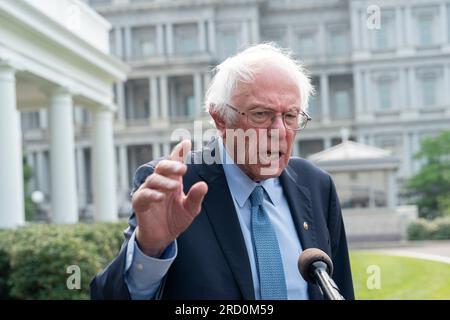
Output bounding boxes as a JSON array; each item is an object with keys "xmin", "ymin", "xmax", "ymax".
[{"xmin": 403, "ymin": 130, "xmax": 450, "ymax": 219}]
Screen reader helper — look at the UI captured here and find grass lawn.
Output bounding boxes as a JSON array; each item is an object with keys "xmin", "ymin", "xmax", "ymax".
[{"xmin": 350, "ymin": 252, "xmax": 450, "ymax": 299}]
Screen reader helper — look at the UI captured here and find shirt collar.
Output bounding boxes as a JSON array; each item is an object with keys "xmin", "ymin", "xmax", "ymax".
[{"xmin": 218, "ymin": 137, "xmax": 279, "ymax": 208}]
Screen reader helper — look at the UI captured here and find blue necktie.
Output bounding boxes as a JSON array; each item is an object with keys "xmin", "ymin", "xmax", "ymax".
[{"xmin": 250, "ymin": 185, "xmax": 288, "ymax": 300}]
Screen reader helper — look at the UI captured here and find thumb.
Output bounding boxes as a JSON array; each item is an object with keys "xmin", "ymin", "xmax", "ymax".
[{"xmin": 183, "ymin": 181, "xmax": 208, "ymax": 215}]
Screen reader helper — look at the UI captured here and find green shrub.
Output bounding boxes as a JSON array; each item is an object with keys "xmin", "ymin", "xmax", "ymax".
[
  {"xmin": 407, "ymin": 219, "xmax": 434, "ymax": 240},
  {"xmin": 432, "ymin": 217, "xmax": 450, "ymax": 240},
  {"xmin": 0, "ymin": 221, "xmax": 127, "ymax": 300},
  {"xmin": 0, "ymin": 229, "xmax": 15, "ymax": 299},
  {"xmin": 8, "ymin": 235, "xmax": 100, "ymax": 299},
  {"xmin": 407, "ymin": 218, "xmax": 450, "ymax": 240}
]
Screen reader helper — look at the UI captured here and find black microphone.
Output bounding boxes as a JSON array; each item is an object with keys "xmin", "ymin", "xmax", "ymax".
[{"xmin": 298, "ymin": 248, "xmax": 345, "ymax": 300}]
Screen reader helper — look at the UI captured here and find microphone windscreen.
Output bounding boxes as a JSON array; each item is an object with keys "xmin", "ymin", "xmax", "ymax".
[{"xmin": 298, "ymin": 248, "xmax": 334, "ymax": 283}]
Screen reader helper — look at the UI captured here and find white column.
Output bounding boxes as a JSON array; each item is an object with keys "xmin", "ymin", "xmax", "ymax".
[
  {"xmin": 411, "ymin": 132, "xmax": 420, "ymax": 173},
  {"xmin": 91, "ymin": 107, "xmax": 118, "ymax": 222},
  {"xmin": 241, "ymin": 20, "xmax": 250, "ymax": 45},
  {"xmin": 49, "ymin": 88, "xmax": 78, "ymax": 224},
  {"xmin": 116, "ymin": 82, "xmax": 126, "ymax": 123},
  {"xmin": 320, "ymin": 73, "xmax": 330, "ymax": 123},
  {"xmin": 160, "ymin": 75, "xmax": 169, "ymax": 119},
  {"xmin": 396, "ymin": 6, "xmax": 404, "ymax": 48},
  {"xmin": 162, "ymin": 142, "xmax": 170, "ymax": 156},
  {"xmin": 368, "ymin": 172, "xmax": 376, "ymax": 208},
  {"xmin": 118, "ymin": 145, "xmax": 129, "ymax": 192},
  {"xmin": 126, "ymin": 82, "xmax": 134, "ymax": 120},
  {"xmin": 445, "ymin": 64, "xmax": 450, "ymax": 111},
  {"xmin": 124, "ymin": 26, "xmax": 133, "ymax": 60},
  {"xmin": 39, "ymin": 109, "xmax": 48, "ymax": 129},
  {"xmin": 441, "ymin": 3, "xmax": 449, "ymax": 46},
  {"xmin": 207, "ymin": 19, "xmax": 216, "ymax": 54},
  {"xmin": 402, "ymin": 132, "xmax": 412, "ymax": 177},
  {"xmin": 324, "ymin": 137, "xmax": 332, "ymax": 150},
  {"xmin": 354, "ymin": 69, "xmax": 364, "ymax": 115},
  {"xmin": 364, "ymin": 70, "xmax": 372, "ymax": 112},
  {"xmin": 157, "ymin": 24, "xmax": 164, "ymax": 55},
  {"xmin": 251, "ymin": 18, "xmax": 259, "ymax": 43},
  {"xmin": 318, "ymin": 23, "xmax": 326, "ymax": 59},
  {"xmin": 194, "ymin": 72, "xmax": 203, "ymax": 117},
  {"xmin": 0, "ymin": 65, "xmax": 25, "ymax": 228},
  {"xmin": 360, "ymin": 9, "xmax": 369, "ymax": 51},
  {"xmin": 36, "ymin": 151, "xmax": 48, "ymax": 195},
  {"xmin": 203, "ymin": 72, "xmax": 211, "ymax": 115},
  {"xmin": 150, "ymin": 76, "xmax": 159, "ymax": 119},
  {"xmin": 357, "ymin": 134, "xmax": 366, "ymax": 145},
  {"xmin": 350, "ymin": 6, "xmax": 360, "ymax": 52},
  {"xmin": 366, "ymin": 135, "xmax": 374, "ymax": 146},
  {"xmin": 387, "ymin": 170, "xmax": 397, "ymax": 208},
  {"xmin": 26, "ymin": 152, "xmax": 37, "ymax": 192},
  {"xmin": 399, "ymin": 67, "xmax": 407, "ymax": 110},
  {"xmin": 76, "ymin": 147, "xmax": 87, "ymax": 208},
  {"xmin": 293, "ymin": 139, "xmax": 299, "ymax": 157},
  {"xmin": 166, "ymin": 23, "xmax": 174, "ymax": 55},
  {"xmin": 404, "ymin": 5, "xmax": 414, "ymax": 49},
  {"xmin": 114, "ymin": 26, "xmax": 123, "ymax": 58},
  {"xmin": 198, "ymin": 20, "xmax": 206, "ymax": 52},
  {"xmin": 153, "ymin": 143, "xmax": 162, "ymax": 158},
  {"xmin": 408, "ymin": 67, "xmax": 417, "ymax": 110}
]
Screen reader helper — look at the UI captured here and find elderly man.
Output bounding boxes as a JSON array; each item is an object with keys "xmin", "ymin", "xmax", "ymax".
[{"xmin": 91, "ymin": 43, "xmax": 354, "ymax": 300}]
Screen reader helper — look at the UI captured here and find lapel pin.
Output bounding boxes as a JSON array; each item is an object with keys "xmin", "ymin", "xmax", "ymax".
[{"xmin": 303, "ymin": 221, "xmax": 309, "ymax": 231}]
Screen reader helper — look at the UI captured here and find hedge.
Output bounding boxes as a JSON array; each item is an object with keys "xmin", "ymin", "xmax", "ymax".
[
  {"xmin": 407, "ymin": 217, "xmax": 450, "ymax": 240},
  {"xmin": 0, "ymin": 221, "xmax": 127, "ymax": 300}
]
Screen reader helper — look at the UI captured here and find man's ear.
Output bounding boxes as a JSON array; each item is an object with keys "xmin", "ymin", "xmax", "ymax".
[{"xmin": 209, "ymin": 106, "xmax": 227, "ymax": 132}]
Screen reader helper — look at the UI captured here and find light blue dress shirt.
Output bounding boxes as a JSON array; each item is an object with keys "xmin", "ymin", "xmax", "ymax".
[{"xmin": 124, "ymin": 139, "xmax": 309, "ymax": 300}]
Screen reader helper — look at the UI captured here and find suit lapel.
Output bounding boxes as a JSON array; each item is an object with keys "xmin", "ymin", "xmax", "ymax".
[
  {"xmin": 193, "ymin": 142, "xmax": 255, "ymax": 300},
  {"xmin": 279, "ymin": 165, "xmax": 318, "ymax": 250},
  {"xmin": 280, "ymin": 163, "xmax": 323, "ymax": 299}
]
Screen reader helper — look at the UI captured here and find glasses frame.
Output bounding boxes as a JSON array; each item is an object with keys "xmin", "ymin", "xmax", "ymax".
[{"xmin": 225, "ymin": 103, "xmax": 312, "ymax": 131}]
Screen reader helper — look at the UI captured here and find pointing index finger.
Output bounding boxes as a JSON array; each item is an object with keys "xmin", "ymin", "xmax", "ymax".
[{"xmin": 170, "ymin": 139, "xmax": 192, "ymax": 163}]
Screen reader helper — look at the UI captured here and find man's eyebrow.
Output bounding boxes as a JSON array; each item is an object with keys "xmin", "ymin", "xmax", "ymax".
[{"xmin": 248, "ymin": 104, "xmax": 274, "ymax": 110}]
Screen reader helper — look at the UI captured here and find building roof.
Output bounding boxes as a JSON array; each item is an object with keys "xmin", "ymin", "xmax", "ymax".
[{"xmin": 308, "ymin": 140, "xmax": 400, "ymax": 172}]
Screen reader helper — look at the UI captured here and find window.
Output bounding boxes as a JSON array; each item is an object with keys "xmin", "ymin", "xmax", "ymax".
[
  {"xmin": 21, "ymin": 112, "xmax": 40, "ymax": 130},
  {"xmin": 132, "ymin": 26, "xmax": 157, "ymax": 58},
  {"xmin": 422, "ymin": 76, "xmax": 437, "ymax": 106},
  {"xmin": 261, "ymin": 27, "xmax": 287, "ymax": 47},
  {"xmin": 333, "ymin": 90, "xmax": 351, "ymax": 119},
  {"xmin": 372, "ymin": 11, "xmax": 395, "ymax": 51},
  {"xmin": 418, "ymin": 15, "xmax": 434, "ymax": 46},
  {"xmin": 376, "ymin": 25, "xmax": 388, "ymax": 49},
  {"xmin": 170, "ymin": 76, "xmax": 195, "ymax": 118},
  {"xmin": 296, "ymin": 31, "xmax": 316, "ymax": 57},
  {"xmin": 217, "ymin": 24, "xmax": 241, "ymax": 60},
  {"xmin": 378, "ymin": 81, "xmax": 392, "ymax": 110},
  {"xmin": 328, "ymin": 28, "xmax": 348, "ymax": 56},
  {"xmin": 174, "ymin": 23, "xmax": 198, "ymax": 54},
  {"xmin": 414, "ymin": 6, "xmax": 439, "ymax": 47},
  {"xmin": 126, "ymin": 80, "xmax": 149, "ymax": 120},
  {"xmin": 186, "ymin": 96, "xmax": 196, "ymax": 117},
  {"xmin": 298, "ymin": 140, "xmax": 324, "ymax": 158},
  {"xmin": 308, "ymin": 95, "xmax": 320, "ymax": 119}
]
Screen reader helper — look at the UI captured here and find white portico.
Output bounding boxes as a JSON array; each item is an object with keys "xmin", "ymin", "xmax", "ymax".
[
  {"xmin": 0, "ymin": 0, "xmax": 128, "ymax": 228},
  {"xmin": 309, "ymin": 131, "xmax": 418, "ymax": 242}
]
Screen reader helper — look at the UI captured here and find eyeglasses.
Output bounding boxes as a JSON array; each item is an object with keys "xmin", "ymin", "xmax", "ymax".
[{"xmin": 226, "ymin": 104, "xmax": 311, "ymax": 131}]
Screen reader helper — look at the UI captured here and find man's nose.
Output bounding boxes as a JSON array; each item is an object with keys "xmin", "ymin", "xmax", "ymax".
[{"xmin": 268, "ymin": 115, "xmax": 287, "ymax": 138}]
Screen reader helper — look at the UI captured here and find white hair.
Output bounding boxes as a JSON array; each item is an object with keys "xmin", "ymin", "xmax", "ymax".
[{"xmin": 205, "ymin": 42, "xmax": 314, "ymax": 125}]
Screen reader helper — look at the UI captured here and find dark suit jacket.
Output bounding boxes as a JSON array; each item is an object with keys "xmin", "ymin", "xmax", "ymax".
[{"xmin": 90, "ymin": 139, "xmax": 354, "ymax": 300}]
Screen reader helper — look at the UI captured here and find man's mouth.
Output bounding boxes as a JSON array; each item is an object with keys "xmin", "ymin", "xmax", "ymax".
[
  {"xmin": 259, "ymin": 150, "xmax": 285, "ymax": 165},
  {"xmin": 267, "ymin": 151, "xmax": 282, "ymax": 157}
]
